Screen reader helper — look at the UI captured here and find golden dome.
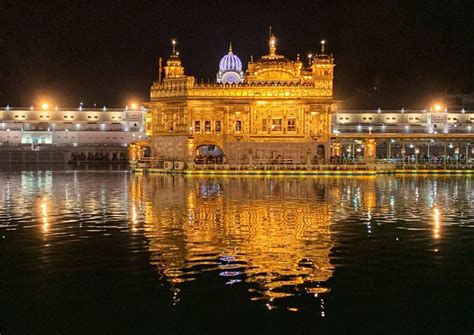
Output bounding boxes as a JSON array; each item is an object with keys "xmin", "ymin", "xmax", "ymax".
[{"xmin": 245, "ymin": 33, "xmax": 302, "ymax": 83}]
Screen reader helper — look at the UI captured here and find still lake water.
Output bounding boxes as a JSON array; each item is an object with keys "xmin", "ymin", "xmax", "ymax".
[{"xmin": 0, "ymin": 170, "xmax": 473, "ymax": 334}]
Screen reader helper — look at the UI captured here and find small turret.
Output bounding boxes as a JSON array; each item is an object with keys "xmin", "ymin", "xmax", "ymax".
[
  {"xmin": 164, "ymin": 39, "xmax": 185, "ymax": 79},
  {"xmin": 311, "ymin": 39, "xmax": 335, "ymax": 95}
]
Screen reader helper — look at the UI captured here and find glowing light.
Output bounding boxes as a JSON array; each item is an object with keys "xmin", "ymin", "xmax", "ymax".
[
  {"xmin": 40, "ymin": 197, "xmax": 49, "ymax": 233},
  {"xmin": 432, "ymin": 207, "xmax": 441, "ymax": 239},
  {"xmin": 130, "ymin": 103, "xmax": 138, "ymax": 110},
  {"xmin": 132, "ymin": 206, "xmax": 138, "ymax": 232},
  {"xmin": 433, "ymin": 103, "xmax": 443, "ymax": 112},
  {"xmin": 41, "ymin": 103, "xmax": 49, "ymax": 110}
]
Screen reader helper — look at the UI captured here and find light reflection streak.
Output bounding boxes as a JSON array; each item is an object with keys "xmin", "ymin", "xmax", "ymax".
[
  {"xmin": 40, "ymin": 197, "xmax": 49, "ymax": 233},
  {"xmin": 132, "ymin": 206, "xmax": 138, "ymax": 232},
  {"xmin": 432, "ymin": 207, "xmax": 441, "ymax": 239}
]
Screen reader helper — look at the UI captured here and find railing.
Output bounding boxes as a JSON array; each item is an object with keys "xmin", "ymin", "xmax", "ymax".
[
  {"xmin": 192, "ymin": 163, "xmax": 372, "ymax": 171},
  {"xmin": 135, "ymin": 158, "xmax": 372, "ymax": 171},
  {"xmin": 395, "ymin": 163, "xmax": 474, "ymax": 170}
]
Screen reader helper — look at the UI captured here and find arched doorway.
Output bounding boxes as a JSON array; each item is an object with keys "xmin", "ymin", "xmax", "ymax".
[
  {"xmin": 195, "ymin": 144, "xmax": 224, "ymax": 164},
  {"xmin": 317, "ymin": 144, "xmax": 326, "ymax": 163}
]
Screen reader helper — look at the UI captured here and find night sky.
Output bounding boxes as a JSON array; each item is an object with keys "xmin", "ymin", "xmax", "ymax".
[{"xmin": 0, "ymin": 0, "xmax": 472, "ymax": 109}]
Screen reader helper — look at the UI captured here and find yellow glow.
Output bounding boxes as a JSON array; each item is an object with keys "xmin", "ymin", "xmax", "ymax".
[
  {"xmin": 433, "ymin": 103, "xmax": 443, "ymax": 112},
  {"xmin": 41, "ymin": 103, "xmax": 49, "ymax": 110},
  {"xmin": 432, "ymin": 207, "xmax": 441, "ymax": 239},
  {"xmin": 130, "ymin": 103, "xmax": 138, "ymax": 110},
  {"xmin": 132, "ymin": 206, "xmax": 138, "ymax": 232},
  {"xmin": 39, "ymin": 197, "xmax": 49, "ymax": 233}
]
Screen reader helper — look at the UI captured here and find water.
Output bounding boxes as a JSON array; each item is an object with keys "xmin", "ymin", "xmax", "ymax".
[{"xmin": 0, "ymin": 171, "xmax": 473, "ymax": 334}]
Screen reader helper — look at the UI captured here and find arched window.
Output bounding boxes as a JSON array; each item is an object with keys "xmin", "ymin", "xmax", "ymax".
[{"xmin": 235, "ymin": 120, "xmax": 242, "ymax": 131}]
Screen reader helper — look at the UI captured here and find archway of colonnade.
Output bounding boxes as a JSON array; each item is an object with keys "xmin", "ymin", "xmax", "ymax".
[{"xmin": 332, "ymin": 138, "xmax": 473, "ymax": 164}]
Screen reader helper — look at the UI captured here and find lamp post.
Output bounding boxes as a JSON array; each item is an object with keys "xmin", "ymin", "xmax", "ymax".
[{"xmin": 415, "ymin": 147, "xmax": 420, "ymax": 165}]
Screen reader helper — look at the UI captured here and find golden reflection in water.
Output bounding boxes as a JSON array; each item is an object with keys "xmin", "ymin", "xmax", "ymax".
[
  {"xmin": 39, "ymin": 197, "xmax": 49, "ymax": 233},
  {"xmin": 130, "ymin": 175, "xmax": 346, "ymax": 309},
  {"xmin": 432, "ymin": 207, "xmax": 441, "ymax": 239}
]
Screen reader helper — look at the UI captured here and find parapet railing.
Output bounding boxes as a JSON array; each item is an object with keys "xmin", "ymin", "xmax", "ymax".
[
  {"xmin": 191, "ymin": 163, "xmax": 371, "ymax": 171},
  {"xmin": 135, "ymin": 158, "xmax": 372, "ymax": 171},
  {"xmin": 135, "ymin": 158, "xmax": 474, "ymax": 172},
  {"xmin": 395, "ymin": 163, "xmax": 474, "ymax": 170}
]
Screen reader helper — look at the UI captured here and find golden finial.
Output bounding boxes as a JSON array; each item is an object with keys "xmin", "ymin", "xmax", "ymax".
[
  {"xmin": 250, "ymin": 55, "xmax": 254, "ymax": 62},
  {"xmin": 229, "ymin": 42, "xmax": 233, "ymax": 53},
  {"xmin": 269, "ymin": 31, "xmax": 277, "ymax": 55},
  {"xmin": 320, "ymin": 39, "xmax": 326, "ymax": 53},
  {"xmin": 297, "ymin": 53, "xmax": 300, "ymax": 61},
  {"xmin": 171, "ymin": 39, "xmax": 177, "ymax": 55},
  {"xmin": 269, "ymin": 26, "xmax": 272, "ymax": 38}
]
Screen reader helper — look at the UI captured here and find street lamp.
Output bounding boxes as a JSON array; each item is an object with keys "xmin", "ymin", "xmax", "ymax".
[{"xmin": 414, "ymin": 147, "xmax": 420, "ymax": 164}]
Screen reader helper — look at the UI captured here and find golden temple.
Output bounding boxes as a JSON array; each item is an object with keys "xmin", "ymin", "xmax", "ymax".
[{"xmin": 144, "ymin": 32, "xmax": 336, "ymax": 165}]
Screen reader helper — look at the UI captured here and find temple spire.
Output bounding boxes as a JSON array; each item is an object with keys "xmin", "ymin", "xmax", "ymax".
[
  {"xmin": 269, "ymin": 32, "xmax": 276, "ymax": 55},
  {"xmin": 171, "ymin": 39, "xmax": 177, "ymax": 55},
  {"xmin": 320, "ymin": 39, "xmax": 326, "ymax": 54},
  {"xmin": 229, "ymin": 42, "xmax": 233, "ymax": 53}
]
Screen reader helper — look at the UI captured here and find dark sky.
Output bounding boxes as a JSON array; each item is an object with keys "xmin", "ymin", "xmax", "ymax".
[{"xmin": 0, "ymin": 0, "xmax": 472, "ymax": 109}]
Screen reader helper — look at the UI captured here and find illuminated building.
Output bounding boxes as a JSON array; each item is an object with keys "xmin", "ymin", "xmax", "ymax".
[
  {"xmin": 145, "ymin": 33, "xmax": 336, "ymax": 164},
  {"xmin": 0, "ymin": 106, "xmax": 147, "ymax": 162},
  {"xmin": 332, "ymin": 108, "xmax": 474, "ymax": 162}
]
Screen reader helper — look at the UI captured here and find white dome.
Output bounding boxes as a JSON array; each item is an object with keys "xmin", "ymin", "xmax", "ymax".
[{"xmin": 219, "ymin": 50, "xmax": 242, "ymax": 72}]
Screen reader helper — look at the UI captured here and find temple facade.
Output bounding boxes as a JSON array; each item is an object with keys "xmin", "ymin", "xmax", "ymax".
[{"xmin": 145, "ymin": 33, "xmax": 337, "ymax": 164}]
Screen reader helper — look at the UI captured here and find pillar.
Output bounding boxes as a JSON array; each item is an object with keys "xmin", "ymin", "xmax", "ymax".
[
  {"xmin": 129, "ymin": 144, "xmax": 138, "ymax": 162},
  {"xmin": 364, "ymin": 137, "xmax": 376, "ymax": 163},
  {"xmin": 186, "ymin": 137, "xmax": 195, "ymax": 163},
  {"xmin": 332, "ymin": 141, "xmax": 342, "ymax": 157}
]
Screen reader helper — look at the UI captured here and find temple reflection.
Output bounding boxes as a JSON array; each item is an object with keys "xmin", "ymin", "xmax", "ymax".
[{"xmin": 130, "ymin": 174, "xmax": 341, "ymax": 309}]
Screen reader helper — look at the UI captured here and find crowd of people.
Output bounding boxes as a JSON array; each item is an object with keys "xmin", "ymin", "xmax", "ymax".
[{"xmin": 69, "ymin": 152, "xmax": 127, "ymax": 162}]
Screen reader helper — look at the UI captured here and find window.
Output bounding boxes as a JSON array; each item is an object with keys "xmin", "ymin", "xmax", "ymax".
[
  {"xmin": 235, "ymin": 120, "xmax": 242, "ymax": 131},
  {"xmin": 215, "ymin": 121, "xmax": 221, "ymax": 132},
  {"xmin": 272, "ymin": 119, "xmax": 282, "ymax": 131},
  {"xmin": 262, "ymin": 119, "xmax": 267, "ymax": 131},
  {"xmin": 205, "ymin": 121, "xmax": 211, "ymax": 132},
  {"xmin": 287, "ymin": 118, "xmax": 296, "ymax": 131},
  {"xmin": 194, "ymin": 121, "xmax": 200, "ymax": 132}
]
